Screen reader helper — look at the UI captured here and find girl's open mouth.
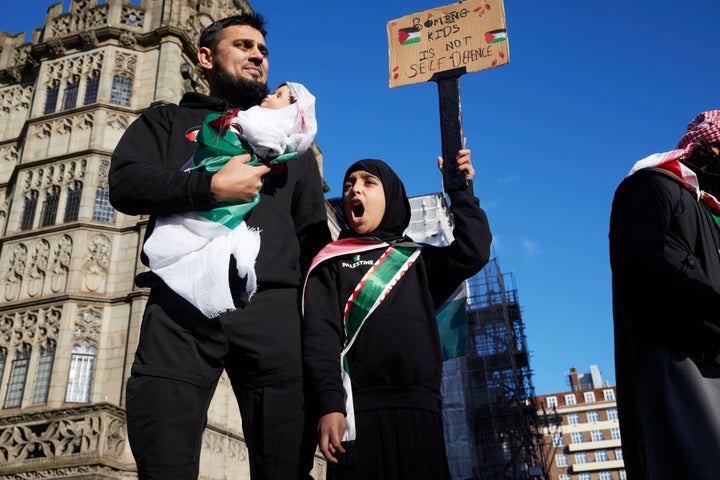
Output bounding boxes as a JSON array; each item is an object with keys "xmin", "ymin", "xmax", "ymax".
[{"xmin": 351, "ymin": 203, "xmax": 364, "ymax": 218}]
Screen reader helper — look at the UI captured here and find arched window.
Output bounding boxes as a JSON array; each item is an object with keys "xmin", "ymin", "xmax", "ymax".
[
  {"xmin": 110, "ymin": 73, "xmax": 133, "ymax": 106},
  {"xmin": 92, "ymin": 184, "xmax": 115, "ymax": 222},
  {"xmin": 30, "ymin": 345, "xmax": 55, "ymax": 405},
  {"xmin": 65, "ymin": 341, "xmax": 96, "ymax": 403},
  {"xmin": 64, "ymin": 180, "xmax": 83, "ymax": 222},
  {"xmin": 20, "ymin": 190, "xmax": 39, "ymax": 231},
  {"xmin": 39, "ymin": 185, "xmax": 61, "ymax": 227}
]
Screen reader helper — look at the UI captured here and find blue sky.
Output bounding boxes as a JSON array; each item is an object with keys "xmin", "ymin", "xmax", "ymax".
[{"xmin": 6, "ymin": 1, "xmax": 720, "ymax": 394}]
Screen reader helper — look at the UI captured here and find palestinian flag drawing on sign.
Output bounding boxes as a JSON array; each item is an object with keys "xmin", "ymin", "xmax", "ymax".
[
  {"xmin": 484, "ymin": 28, "xmax": 507, "ymax": 44},
  {"xmin": 398, "ymin": 26, "xmax": 421, "ymax": 45}
]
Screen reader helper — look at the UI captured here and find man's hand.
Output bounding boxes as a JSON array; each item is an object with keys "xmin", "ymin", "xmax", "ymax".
[
  {"xmin": 210, "ymin": 153, "xmax": 271, "ymax": 203},
  {"xmin": 318, "ymin": 412, "xmax": 346, "ymax": 464}
]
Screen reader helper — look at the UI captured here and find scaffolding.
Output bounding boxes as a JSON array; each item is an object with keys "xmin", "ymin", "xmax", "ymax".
[
  {"xmin": 462, "ymin": 257, "xmax": 541, "ymax": 479},
  {"xmin": 398, "ymin": 193, "xmax": 542, "ymax": 479}
]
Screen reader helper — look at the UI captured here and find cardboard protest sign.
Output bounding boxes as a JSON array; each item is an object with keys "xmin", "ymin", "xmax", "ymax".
[{"xmin": 387, "ymin": 0, "xmax": 509, "ymax": 88}]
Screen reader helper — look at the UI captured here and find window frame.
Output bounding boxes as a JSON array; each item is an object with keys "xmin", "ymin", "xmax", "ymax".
[
  {"xmin": 110, "ymin": 73, "xmax": 133, "ymax": 106},
  {"xmin": 65, "ymin": 341, "xmax": 96, "ymax": 403},
  {"xmin": 62, "ymin": 77, "xmax": 80, "ymax": 111},
  {"xmin": 4, "ymin": 350, "xmax": 31, "ymax": 409},
  {"xmin": 30, "ymin": 345, "xmax": 55, "ymax": 405},
  {"xmin": 44, "ymin": 82, "xmax": 60, "ymax": 115}
]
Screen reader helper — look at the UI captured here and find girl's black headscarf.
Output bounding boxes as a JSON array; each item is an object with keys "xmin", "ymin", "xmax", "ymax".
[{"xmin": 339, "ymin": 159, "xmax": 411, "ymax": 242}]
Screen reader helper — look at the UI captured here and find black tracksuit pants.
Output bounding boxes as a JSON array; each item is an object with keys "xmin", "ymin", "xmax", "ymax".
[{"xmin": 125, "ymin": 281, "xmax": 316, "ymax": 479}]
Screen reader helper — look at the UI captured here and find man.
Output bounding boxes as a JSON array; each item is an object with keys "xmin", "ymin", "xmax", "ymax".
[
  {"xmin": 609, "ymin": 110, "xmax": 720, "ymax": 479},
  {"xmin": 109, "ymin": 14, "xmax": 330, "ymax": 480}
]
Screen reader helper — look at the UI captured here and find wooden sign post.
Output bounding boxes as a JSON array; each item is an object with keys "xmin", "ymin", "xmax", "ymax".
[{"xmin": 388, "ymin": 0, "xmax": 509, "ymax": 191}]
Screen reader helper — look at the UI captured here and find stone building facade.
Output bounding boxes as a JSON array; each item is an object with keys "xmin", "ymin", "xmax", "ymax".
[{"xmin": 0, "ymin": 1, "xmax": 326, "ymax": 478}]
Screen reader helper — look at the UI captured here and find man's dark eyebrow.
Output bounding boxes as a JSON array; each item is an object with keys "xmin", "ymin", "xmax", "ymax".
[{"xmin": 232, "ymin": 38, "xmax": 269, "ymax": 55}]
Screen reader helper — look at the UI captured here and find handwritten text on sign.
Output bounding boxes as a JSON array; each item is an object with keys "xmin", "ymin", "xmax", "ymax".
[{"xmin": 387, "ymin": 0, "xmax": 509, "ymax": 88}]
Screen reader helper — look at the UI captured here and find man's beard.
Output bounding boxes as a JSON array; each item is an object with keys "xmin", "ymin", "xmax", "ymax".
[{"xmin": 213, "ymin": 61, "xmax": 269, "ymax": 109}]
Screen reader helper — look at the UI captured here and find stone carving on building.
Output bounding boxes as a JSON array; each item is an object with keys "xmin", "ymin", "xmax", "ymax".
[
  {"xmin": 6, "ymin": 45, "xmax": 37, "ymax": 83},
  {"xmin": 196, "ymin": 0, "xmax": 248, "ymax": 21},
  {"xmin": 183, "ymin": 16, "xmax": 203, "ymax": 50},
  {"xmin": 47, "ymin": 39, "xmax": 67, "ymax": 58},
  {"xmin": 30, "ymin": 112, "xmax": 95, "ymax": 154},
  {"xmin": 63, "ymin": 158, "xmax": 86, "ymax": 187},
  {"xmin": 0, "ymin": 85, "xmax": 33, "ymax": 141},
  {"xmin": 74, "ymin": 306, "xmax": 102, "ymax": 347},
  {"xmin": 0, "ymin": 405, "xmax": 132, "ymax": 479},
  {"xmin": 0, "ymin": 84, "xmax": 33, "ymax": 113},
  {"xmin": 49, "ymin": 234, "xmax": 73, "ymax": 294},
  {"xmin": 49, "ymin": 1, "xmax": 110, "ymax": 39},
  {"xmin": 0, "ymin": 306, "xmax": 60, "ymax": 354},
  {"xmin": 45, "ymin": 51, "xmax": 104, "ymax": 87},
  {"xmin": 26, "ymin": 239, "xmax": 50, "ymax": 298},
  {"xmin": 12, "ymin": 311, "xmax": 38, "ymax": 354},
  {"xmin": 0, "ymin": 314, "xmax": 12, "ymax": 352},
  {"xmin": 1, "ymin": 465, "xmax": 135, "ymax": 480},
  {"xmin": 119, "ymin": 5, "xmax": 145, "ymax": 29},
  {"xmin": 79, "ymin": 30, "xmax": 98, "ymax": 50},
  {"xmin": 105, "ymin": 112, "xmax": 132, "ymax": 131},
  {"xmin": 81, "ymin": 235, "xmax": 110, "ymax": 293},
  {"xmin": 97, "ymin": 159, "xmax": 109, "ymax": 184},
  {"xmin": 3, "ymin": 243, "xmax": 27, "ymax": 302},
  {"xmin": 0, "ymin": 144, "xmax": 19, "ymax": 164},
  {"xmin": 39, "ymin": 307, "xmax": 62, "ymax": 350},
  {"xmin": 118, "ymin": 31, "xmax": 137, "ymax": 49},
  {"xmin": 114, "ymin": 52, "xmax": 137, "ymax": 78}
]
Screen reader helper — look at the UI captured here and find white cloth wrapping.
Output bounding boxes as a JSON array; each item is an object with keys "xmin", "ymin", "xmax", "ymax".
[
  {"xmin": 227, "ymin": 81, "xmax": 317, "ymax": 159},
  {"xmin": 143, "ymin": 213, "xmax": 260, "ymax": 318}
]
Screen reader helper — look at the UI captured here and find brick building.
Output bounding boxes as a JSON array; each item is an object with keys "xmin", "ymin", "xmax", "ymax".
[{"xmin": 535, "ymin": 366, "xmax": 626, "ymax": 480}]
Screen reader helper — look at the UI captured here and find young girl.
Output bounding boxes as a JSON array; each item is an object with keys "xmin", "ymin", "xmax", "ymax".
[
  {"xmin": 142, "ymin": 82, "xmax": 316, "ymax": 318},
  {"xmin": 302, "ymin": 151, "xmax": 492, "ymax": 479}
]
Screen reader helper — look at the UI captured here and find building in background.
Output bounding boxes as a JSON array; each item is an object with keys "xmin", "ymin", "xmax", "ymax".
[
  {"xmin": 0, "ymin": 1, "xmax": 326, "ymax": 479},
  {"xmin": 536, "ymin": 366, "xmax": 626, "ymax": 480}
]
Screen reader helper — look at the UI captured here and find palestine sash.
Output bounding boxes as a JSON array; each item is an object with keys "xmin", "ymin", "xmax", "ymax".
[{"xmin": 339, "ymin": 243, "xmax": 420, "ymax": 442}]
